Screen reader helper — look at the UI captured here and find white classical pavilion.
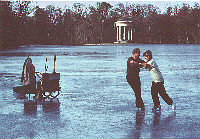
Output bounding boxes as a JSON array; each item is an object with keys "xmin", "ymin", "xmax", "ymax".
[{"xmin": 114, "ymin": 18, "xmax": 133, "ymax": 43}]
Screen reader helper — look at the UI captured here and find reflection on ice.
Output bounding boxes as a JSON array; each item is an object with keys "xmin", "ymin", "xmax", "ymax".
[
  {"xmin": 24, "ymin": 100, "xmax": 37, "ymax": 116},
  {"xmin": 135, "ymin": 110, "xmax": 145, "ymax": 139},
  {"xmin": 151, "ymin": 111, "xmax": 176, "ymax": 138},
  {"xmin": 152, "ymin": 111, "xmax": 161, "ymax": 127},
  {"xmin": 42, "ymin": 98, "xmax": 60, "ymax": 119},
  {"xmin": 23, "ymin": 99, "xmax": 60, "ymax": 117}
]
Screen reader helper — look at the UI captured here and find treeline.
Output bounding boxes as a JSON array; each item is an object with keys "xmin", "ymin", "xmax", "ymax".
[{"xmin": 0, "ymin": 1, "xmax": 200, "ymax": 49}]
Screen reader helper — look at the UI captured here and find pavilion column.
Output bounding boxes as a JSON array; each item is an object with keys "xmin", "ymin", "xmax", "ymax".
[
  {"xmin": 116, "ymin": 26, "xmax": 119, "ymax": 41},
  {"xmin": 123, "ymin": 26, "xmax": 126, "ymax": 40},
  {"xmin": 128, "ymin": 27, "xmax": 130, "ymax": 41},
  {"xmin": 119, "ymin": 26, "xmax": 122, "ymax": 41},
  {"xmin": 131, "ymin": 29, "xmax": 133, "ymax": 41}
]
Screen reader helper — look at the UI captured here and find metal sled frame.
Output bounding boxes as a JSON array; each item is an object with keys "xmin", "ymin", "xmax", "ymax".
[
  {"xmin": 36, "ymin": 72, "xmax": 61, "ymax": 99},
  {"xmin": 13, "ymin": 72, "xmax": 61, "ymax": 100}
]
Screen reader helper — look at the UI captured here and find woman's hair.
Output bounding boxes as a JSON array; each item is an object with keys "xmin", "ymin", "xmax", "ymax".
[{"xmin": 143, "ymin": 50, "xmax": 152, "ymax": 59}]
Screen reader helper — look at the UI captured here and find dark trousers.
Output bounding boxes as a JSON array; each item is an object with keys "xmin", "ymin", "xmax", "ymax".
[
  {"xmin": 127, "ymin": 77, "xmax": 145, "ymax": 108},
  {"xmin": 151, "ymin": 81, "xmax": 173, "ymax": 106}
]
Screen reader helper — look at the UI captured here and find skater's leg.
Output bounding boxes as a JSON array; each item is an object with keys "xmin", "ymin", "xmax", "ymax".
[
  {"xmin": 151, "ymin": 82, "xmax": 160, "ymax": 106},
  {"xmin": 128, "ymin": 79, "xmax": 144, "ymax": 109},
  {"xmin": 158, "ymin": 82, "xmax": 173, "ymax": 105}
]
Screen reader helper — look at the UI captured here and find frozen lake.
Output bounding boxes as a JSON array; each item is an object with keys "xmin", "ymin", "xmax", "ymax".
[{"xmin": 0, "ymin": 44, "xmax": 200, "ymax": 138}]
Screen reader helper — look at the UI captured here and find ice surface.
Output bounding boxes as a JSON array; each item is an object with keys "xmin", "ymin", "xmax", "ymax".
[{"xmin": 0, "ymin": 44, "xmax": 199, "ymax": 138}]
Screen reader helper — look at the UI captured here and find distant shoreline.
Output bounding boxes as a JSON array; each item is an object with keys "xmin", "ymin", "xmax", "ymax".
[
  {"xmin": 1, "ymin": 43, "xmax": 200, "ymax": 50},
  {"xmin": 84, "ymin": 43, "xmax": 200, "ymax": 46}
]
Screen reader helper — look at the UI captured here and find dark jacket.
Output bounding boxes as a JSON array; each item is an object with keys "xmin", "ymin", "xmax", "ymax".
[{"xmin": 126, "ymin": 57, "xmax": 145, "ymax": 80}]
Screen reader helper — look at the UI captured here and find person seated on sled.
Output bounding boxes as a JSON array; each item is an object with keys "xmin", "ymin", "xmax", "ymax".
[{"xmin": 21, "ymin": 57, "xmax": 36, "ymax": 93}]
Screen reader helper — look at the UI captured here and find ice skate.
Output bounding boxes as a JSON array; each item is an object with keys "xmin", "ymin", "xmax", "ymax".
[{"xmin": 152, "ymin": 105, "xmax": 161, "ymax": 111}]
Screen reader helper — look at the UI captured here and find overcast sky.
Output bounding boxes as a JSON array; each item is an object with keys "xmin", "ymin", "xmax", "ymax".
[{"xmin": 30, "ymin": 1, "xmax": 199, "ymax": 14}]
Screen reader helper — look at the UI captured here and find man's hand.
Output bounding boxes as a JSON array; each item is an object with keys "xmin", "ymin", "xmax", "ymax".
[
  {"xmin": 130, "ymin": 60, "xmax": 137, "ymax": 64},
  {"xmin": 140, "ymin": 63, "xmax": 147, "ymax": 68}
]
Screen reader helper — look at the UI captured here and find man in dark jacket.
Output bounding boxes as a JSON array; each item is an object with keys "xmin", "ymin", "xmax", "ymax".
[{"xmin": 126, "ymin": 48, "xmax": 145, "ymax": 111}]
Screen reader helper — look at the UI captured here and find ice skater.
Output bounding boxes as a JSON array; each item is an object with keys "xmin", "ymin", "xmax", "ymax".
[
  {"xmin": 126, "ymin": 48, "xmax": 145, "ymax": 111},
  {"xmin": 142, "ymin": 50, "xmax": 175, "ymax": 111}
]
